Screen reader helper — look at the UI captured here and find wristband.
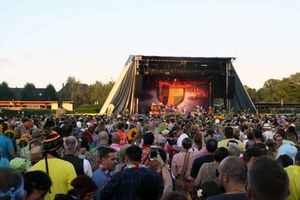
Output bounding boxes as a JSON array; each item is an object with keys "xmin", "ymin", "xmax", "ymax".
[{"xmin": 161, "ymin": 163, "xmax": 168, "ymax": 169}]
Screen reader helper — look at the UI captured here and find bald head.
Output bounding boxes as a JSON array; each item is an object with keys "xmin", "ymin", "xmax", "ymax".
[{"xmin": 219, "ymin": 156, "xmax": 247, "ymax": 184}]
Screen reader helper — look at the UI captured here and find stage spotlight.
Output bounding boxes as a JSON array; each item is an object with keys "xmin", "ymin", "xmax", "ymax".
[{"xmin": 165, "ymin": 71, "xmax": 170, "ymax": 75}]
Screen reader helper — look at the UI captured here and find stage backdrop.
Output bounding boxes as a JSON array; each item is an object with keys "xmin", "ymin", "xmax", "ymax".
[{"xmin": 138, "ymin": 78, "xmax": 209, "ymax": 113}]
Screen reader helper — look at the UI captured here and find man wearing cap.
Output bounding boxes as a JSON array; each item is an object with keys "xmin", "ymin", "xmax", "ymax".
[
  {"xmin": 30, "ymin": 133, "xmax": 77, "ymax": 200},
  {"xmin": 262, "ymin": 123, "xmax": 274, "ymax": 140}
]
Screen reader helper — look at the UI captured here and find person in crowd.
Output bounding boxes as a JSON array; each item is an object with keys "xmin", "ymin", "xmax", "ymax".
[
  {"xmin": 141, "ymin": 131, "xmax": 155, "ymax": 164},
  {"xmin": 247, "ymin": 157, "xmax": 289, "ymax": 200},
  {"xmin": 265, "ymin": 139, "xmax": 277, "ymax": 159},
  {"xmin": 262, "ymin": 123, "xmax": 274, "ymax": 140},
  {"xmin": 252, "ymin": 129, "xmax": 267, "ymax": 154},
  {"xmin": 0, "ymin": 120, "xmax": 15, "ymax": 160},
  {"xmin": 273, "ymin": 133, "xmax": 283, "ymax": 151},
  {"xmin": 92, "ymin": 147, "xmax": 117, "ymax": 200},
  {"xmin": 195, "ymin": 147, "xmax": 229, "ymax": 187},
  {"xmin": 24, "ymin": 170, "xmax": 52, "ymax": 200},
  {"xmin": 243, "ymin": 147, "xmax": 262, "ymax": 170},
  {"xmin": 81, "ymin": 127, "xmax": 94, "ymax": 152},
  {"xmin": 192, "ymin": 130, "xmax": 208, "ymax": 160},
  {"xmin": 9, "ymin": 157, "xmax": 29, "ymax": 174},
  {"xmin": 136, "ymin": 174, "xmax": 162, "ymax": 200},
  {"xmin": 0, "ymin": 168, "xmax": 24, "ymax": 200},
  {"xmin": 171, "ymin": 124, "xmax": 189, "ymax": 152},
  {"xmin": 277, "ymin": 132, "xmax": 298, "ymax": 162},
  {"xmin": 62, "ymin": 136, "xmax": 92, "ymax": 176},
  {"xmin": 171, "ymin": 137, "xmax": 194, "ymax": 192},
  {"xmin": 30, "ymin": 133, "xmax": 77, "ymax": 200},
  {"xmin": 60, "ymin": 123, "xmax": 73, "ymax": 138},
  {"xmin": 86, "ymin": 131, "xmax": 109, "ymax": 172},
  {"xmin": 285, "ymin": 150, "xmax": 300, "ymax": 200},
  {"xmin": 191, "ymin": 139, "xmax": 218, "ymax": 179},
  {"xmin": 110, "ymin": 133, "xmax": 121, "ymax": 151},
  {"xmin": 70, "ymin": 175, "xmax": 98, "ymax": 200},
  {"xmin": 29, "ymin": 145, "xmax": 43, "ymax": 167},
  {"xmin": 218, "ymin": 127, "xmax": 245, "ymax": 152},
  {"xmin": 197, "ymin": 181, "xmax": 223, "ymax": 200},
  {"xmin": 206, "ymin": 156, "xmax": 248, "ymax": 200},
  {"xmin": 277, "ymin": 154, "xmax": 294, "ymax": 168},
  {"xmin": 227, "ymin": 142, "xmax": 241, "ymax": 157},
  {"xmin": 115, "ymin": 144, "xmax": 132, "ymax": 172},
  {"xmin": 100, "ymin": 145, "xmax": 164, "ymax": 200},
  {"xmin": 115, "ymin": 122, "xmax": 127, "ymax": 145},
  {"xmin": 0, "ymin": 148, "xmax": 9, "ymax": 168}
]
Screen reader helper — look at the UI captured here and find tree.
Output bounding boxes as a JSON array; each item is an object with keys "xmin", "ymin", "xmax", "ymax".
[
  {"xmin": 0, "ymin": 82, "xmax": 15, "ymax": 100},
  {"xmin": 87, "ymin": 81, "xmax": 114, "ymax": 107},
  {"xmin": 21, "ymin": 83, "xmax": 37, "ymax": 100},
  {"xmin": 244, "ymin": 86, "xmax": 257, "ymax": 102},
  {"xmin": 261, "ymin": 79, "xmax": 280, "ymax": 102},
  {"xmin": 58, "ymin": 77, "xmax": 89, "ymax": 107},
  {"xmin": 43, "ymin": 84, "xmax": 58, "ymax": 101}
]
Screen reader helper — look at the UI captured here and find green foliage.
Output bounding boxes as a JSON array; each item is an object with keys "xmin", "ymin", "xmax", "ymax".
[
  {"xmin": 21, "ymin": 83, "xmax": 37, "ymax": 100},
  {"xmin": 245, "ymin": 73, "xmax": 300, "ymax": 103},
  {"xmin": 87, "ymin": 81, "xmax": 114, "ymax": 108},
  {"xmin": 57, "ymin": 77, "xmax": 114, "ymax": 108},
  {"xmin": 43, "ymin": 84, "xmax": 58, "ymax": 101},
  {"xmin": 73, "ymin": 104, "xmax": 100, "ymax": 113},
  {"xmin": 58, "ymin": 77, "xmax": 89, "ymax": 108},
  {"xmin": 0, "ymin": 82, "xmax": 15, "ymax": 100},
  {"xmin": 245, "ymin": 86, "xmax": 257, "ymax": 102},
  {"xmin": 0, "ymin": 108, "xmax": 56, "ymax": 117}
]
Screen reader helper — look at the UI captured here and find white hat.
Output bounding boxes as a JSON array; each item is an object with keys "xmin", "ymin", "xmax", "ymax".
[
  {"xmin": 262, "ymin": 123, "xmax": 271, "ymax": 129},
  {"xmin": 76, "ymin": 121, "xmax": 82, "ymax": 128}
]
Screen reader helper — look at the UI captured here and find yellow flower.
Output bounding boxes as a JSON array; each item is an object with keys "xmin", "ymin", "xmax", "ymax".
[
  {"xmin": 19, "ymin": 135, "xmax": 29, "ymax": 148},
  {"xmin": 5, "ymin": 129, "xmax": 15, "ymax": 135},
  {"xmin": 127, "ymin": 128, "xmax": 139, "ymax": 141}
]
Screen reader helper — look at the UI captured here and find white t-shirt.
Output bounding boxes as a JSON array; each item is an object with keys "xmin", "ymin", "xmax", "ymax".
[
  {"xmin": 263, "ymin": 130, "xmax": 274, "ymax": 140},
  {"xmin": 176, "ymin": 133, "xmax": 189, "ymax": 147},
  {"xmin": 83, "ymin": 159, "xmax": 93, "ymax": 177}
]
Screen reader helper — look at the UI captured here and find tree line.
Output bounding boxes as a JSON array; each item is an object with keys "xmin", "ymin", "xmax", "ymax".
[
  {"xmin": 1, "ymin": 72, "xmax": 299, "ymax": 109},
  {"xmin": 245, "ymin": 72, "xmax": 300, "ymax": 103},
  {"xmin": 0, "ymin": 77, "xmax": 114, "ymax": 108}
]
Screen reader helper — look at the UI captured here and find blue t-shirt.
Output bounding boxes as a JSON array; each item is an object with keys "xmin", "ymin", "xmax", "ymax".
[
  {"xmin": 0, "ymin": 157, "xmax": 9, "ymax": 168},
  {"xmin": 0, "ymin": 135, "xmax": 14, "ymax": 160},
  {"xmin": 92, "ymin": 168, "xmax": 111, "ymax": 200}
]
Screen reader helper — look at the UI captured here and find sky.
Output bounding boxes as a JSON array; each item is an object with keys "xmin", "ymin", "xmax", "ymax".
[{"xmin": 0, "ymin": 0, "xmax": 299, "ymax": 91}]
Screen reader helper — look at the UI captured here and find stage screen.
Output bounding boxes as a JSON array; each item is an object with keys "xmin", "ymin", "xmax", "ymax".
[{"xmin": 138, "ymin": 78, "xmax": 209, "ymax": 114}]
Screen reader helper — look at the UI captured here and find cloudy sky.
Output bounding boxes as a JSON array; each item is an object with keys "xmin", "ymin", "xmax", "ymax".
[{"xmin": 0, "ymin": 0, "xmax": 299, "ymax": 91}]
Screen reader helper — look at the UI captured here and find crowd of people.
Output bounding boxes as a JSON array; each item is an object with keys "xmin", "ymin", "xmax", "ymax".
[{"xmin": 0, "ymin": 111, "xmax": 300, "ymax": 200}]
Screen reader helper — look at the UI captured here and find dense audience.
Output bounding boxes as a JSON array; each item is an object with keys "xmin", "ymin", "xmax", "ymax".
[{"xmin": 0, "ymin": 111, "xmax": 300, "ymax": 200}]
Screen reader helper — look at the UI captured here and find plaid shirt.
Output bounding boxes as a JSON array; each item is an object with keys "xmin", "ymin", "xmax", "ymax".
[{"xmin": 100, "ymin": 167, "xmax": 164, "ymax": 200}]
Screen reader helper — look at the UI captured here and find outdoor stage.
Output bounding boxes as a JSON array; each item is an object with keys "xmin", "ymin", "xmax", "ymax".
[{"xmin": 100, "ymin": 55, "xmax": 256, "ymax": 115}]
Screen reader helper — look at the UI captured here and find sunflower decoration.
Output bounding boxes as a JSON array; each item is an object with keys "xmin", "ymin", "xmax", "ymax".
[
  {"xmin": 18, "ymin": 135, "xmax": 29, "ymax": 148},
  {"xmin": 127, "ymin": 128, "xmax": 139, "ymax": 143},
  {"xmin": 4, "ymin": 129, "xmax": 15, "ymax": 139}
]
